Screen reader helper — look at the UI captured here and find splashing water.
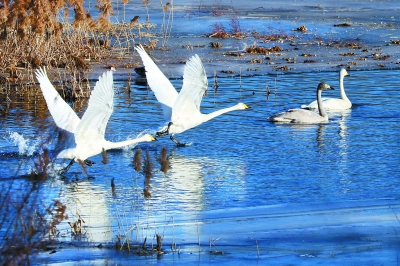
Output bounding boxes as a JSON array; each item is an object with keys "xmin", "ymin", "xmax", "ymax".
[{"xmin": 7, "ymin": 131, "xmax": 39, "ymax": 156}]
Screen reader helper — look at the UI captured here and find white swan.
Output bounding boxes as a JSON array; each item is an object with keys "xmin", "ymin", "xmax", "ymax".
[
  {"xmin": 135, "ymin": 45, "xmax": 248, "ymax": 146},
  {"xmin": 301, "ymin": 68, "xmax": 351, "ymax": 110},
  {"xmin": 35, "ymin": 67, "xmax": 156, "ymax": 173},
  {"xmin": 270, "ymin": 82, "xmax": 334, "ymax": 123}
]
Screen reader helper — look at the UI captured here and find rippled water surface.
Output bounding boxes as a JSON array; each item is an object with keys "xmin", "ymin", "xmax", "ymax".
[{"xmin": 1, "ymin": 69, "xmax": 400, "ymax": 264}]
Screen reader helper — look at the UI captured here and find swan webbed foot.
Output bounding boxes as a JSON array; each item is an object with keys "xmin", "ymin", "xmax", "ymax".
[
  {"xmin": 59, "ymin": 159, "xmax": 75, "ymax": 174},
  {"xmin": 156, "ymin": 130, "xmax": 168, "ymax": 137},
  {"xmin": 84, "ymin": 159, "xmax": 96, "ymax": 166},
  {"xmin": 156, "ymin": 122, "xmax": 173, "ymax": 137},
  {"xmin": 170, "ymin": 135, "xmax": 186, "ymax": 147}
]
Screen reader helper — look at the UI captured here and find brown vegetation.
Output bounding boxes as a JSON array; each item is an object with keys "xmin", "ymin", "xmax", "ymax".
[
  {"xmin": 0, "ymin": 0, "xmax": 156, "ymax": 94},
  {"xmin": 295, "ymin": 25, "xmax": 307, "ymax": 32},
  {"xmin": 245, "ymin": 43, "xmax": 283, "ymax": 54},
  {"xmin": 0, "ymin": 176, "xmax": 67, "ymax": 264}
]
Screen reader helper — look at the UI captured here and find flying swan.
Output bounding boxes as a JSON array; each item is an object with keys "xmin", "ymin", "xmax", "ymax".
[
  {"xmin": 270, "ymin": 82, "xmax": 334, "ymax": 123},
  {"xmin": 135, "ymin": 45, "xmax": 249, "ymax": 146},
  {"xmin": 35, "ymin": 67, "xmax": 156, "ymax": 173},
  {"xmin": 301, "ymin": 68, "xmax": 351, "ymax": 110}
]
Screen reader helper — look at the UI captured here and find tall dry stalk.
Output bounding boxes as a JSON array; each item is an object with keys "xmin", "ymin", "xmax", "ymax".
[
  {"xmin": 160, "ymin": 146, "xmax": 169, "ymax": 174},
  {"xmin": 159, "ymin": 0, "xmax": 174, "ymax": 49},
  {"xmin": 143, "ymin": 148, "xmax": 153, "ymax": 198},
  {"xmin": 133, "ymin": 149, "xmax": 143, "ymax": 172}
]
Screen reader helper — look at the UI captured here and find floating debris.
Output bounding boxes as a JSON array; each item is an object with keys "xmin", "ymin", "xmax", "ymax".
[
  {"xmin": 211, "ymin": 42, "xmax": 223, "ymax": 48},
  {"xmin": 221, "ymin": 70, "xmax": 235, "ymax": 74},
  {"xmin": 295, "ymin": 25, "xmax": 307, "ymax": 32},
  {"xmin": 334, "ymin": 23, "xmax": 352, "ymax": 27},
  {"xmin": 346, "ymin": 42, "xmax": 362, "ymax": 49},
  {"xmin": 249, "ymin": 58, "xmax": 262, "ymax": 64},
  {"xmin": 225, "ymin": 52, "xmax": 244, "ymax": 56},
  {"xmin": 273, "ymin": 65, "xmax": 291, "ymax": 71},
  {"xmin": 245, "ymin": 43, "xmax": 283, "ymax": 54}
]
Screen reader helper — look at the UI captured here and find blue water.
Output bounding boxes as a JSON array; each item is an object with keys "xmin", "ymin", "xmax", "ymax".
[
  {"xmin": 1, "ymin": 69, "xmax": 400, "ymax": 207},
  {"xmin": 1, "ymin": 69, "xmax": 400, "ymax": 264}
]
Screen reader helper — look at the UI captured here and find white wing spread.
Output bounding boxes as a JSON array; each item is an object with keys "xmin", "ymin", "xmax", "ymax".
[
  {"xmin": 135, "ymin": 45, "xmax": 178, "ymax": 121},
  {"xmin": 172, "ymin": 54, "xmax": 208, "ymax": 122},
  {"xmin": 75, "ymin": 70, "xmax": 114, "ymax": 146},
  {"xmin": 35, "ymin": 67, "xmax": 80, "ymax": 133}
]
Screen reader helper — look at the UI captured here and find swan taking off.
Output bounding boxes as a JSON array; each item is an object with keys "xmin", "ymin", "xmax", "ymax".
[
  {"xmin": 35, "ymin": 67, "xmax": 156, "ymax": 173},
  {"xmin": 135, "ymin": 45, "xmax": 248, "ymax": 146},
  {"xmin": 270, "ymin": 82, "xmax": 334, "ymax": 124},
  {"xmin": 301, "ymin": 68, "xmax": 351, "ymax": 110}
]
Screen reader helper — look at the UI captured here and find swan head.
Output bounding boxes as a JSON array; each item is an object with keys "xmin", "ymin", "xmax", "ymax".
[
  {"xmin": 237, "ymin": 103, "xmax": 249, "ymax": 110},
  {"xmin": 142, "ymin": 134, "xmax": 157, "ymax": 142},
  {"xmin": 340, "ymin": 68, "xmax": 350, "ymax": 77},
  {"xmin": 318, "ymin": 82, "xmax": 334, "ymax": 91}
]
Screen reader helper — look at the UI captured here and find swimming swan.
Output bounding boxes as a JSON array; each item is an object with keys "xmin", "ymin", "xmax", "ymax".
[
  {"xmin": 35, "ymin": 67, "xmax": 156, "ymax": 173},
  {"xmin": 301, "ymin": 68, "xmax": 351, "ymax": 110},
  {"xmin": 270, "ymin": 82, "xmax": 334, "ymax": 123},
  {"xmin": 135, "ymin": 45, "xmax": 249, "ymax": 146}
]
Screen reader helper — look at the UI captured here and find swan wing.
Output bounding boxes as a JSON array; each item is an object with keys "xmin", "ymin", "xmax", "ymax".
[
  {"xmin": 35, "ymin": 67, "xmax": 80, "ymax": 133},
  {"xmin": 271, "ymin": 108, "xmax": 326, "ymax": 123},
  {"xmin": 172, "ymin": 54, "xmax": 208, "ymax": 121},
  {"xmin": 135, "ymin": 45, "xmax": 178, "ymax": 121},
  {"xmin": 302, "ymin": 98, "xmax": 351, "ymax": 110},
  {"xmin": 75, "ymin": 70, "xmax": 114, "ymax": 146}
]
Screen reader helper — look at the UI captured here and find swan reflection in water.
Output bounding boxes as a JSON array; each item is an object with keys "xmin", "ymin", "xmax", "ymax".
[
  {"xmin": 336, "ymin": 110, "xmax": 352, "ymax": 194},
  {"xmin": 136, "ymin": 151, "xmax": 247, "ymax": 240},
  {"xmin": 56, "ymin": 179, "xmax": 114, "ymax": 243},
  {"xmin": 148, "ymin": 151, "xmax": 246, "ymax": 212}
]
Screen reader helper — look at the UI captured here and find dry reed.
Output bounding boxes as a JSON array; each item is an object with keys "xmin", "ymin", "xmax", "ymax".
[
  {"xmin": 133, "ymin": 149, "xmax": 142, "ymax": 172},
  {"xmin": 143, "ymin": 149, "xmax": 153, "ymax": 198},
  {"xmin": 159, "ymin": 146, "xmax": 169, "ymax": 174}
]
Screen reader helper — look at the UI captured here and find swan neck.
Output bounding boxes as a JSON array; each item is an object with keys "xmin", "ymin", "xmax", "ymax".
[
  {"xmin": 104, "ymin": 137, "xmax": 145, "ymax": 150},
  {"xmin": 339, "ymin": 73, "xmax": 349, "ymax": 100},
  {"xmin": 201, "ymin": 105, "xmax": 238, "ymax": 123},
  {"xmin": 317, "ymin": 89, "xmax": 328, "ymax": 118}
]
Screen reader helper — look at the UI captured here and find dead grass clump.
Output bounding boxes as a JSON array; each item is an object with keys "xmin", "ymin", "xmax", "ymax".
[
  {"xmin": 373, "ymin": 54, "xmax": 391, "ymax": 60},
  {"xmin": 249, "ymin": 58, "xmax": 262, "ymax": 64},
  {"xmin": 346, "ymin": 42, "xmax": 362, "ymax": 49},
  {"xmin": 273, "ymin": 65, "xmax": 290, "ymax": 71},
  {"xmin": 0, "ymin": 0, "xmax": 155, "ymax": 87},
  {"xmin": 208, "ymin": 23, "xmax": 230, "ymax": 38},
  {"xmin": 211, "ymin": 42, "xmax": 222, "ymax": 48},
  {"xmin": 245, "ymin": 43, "xmax": 283, "ymax": 54},
  {"xmin": 340, "ymin": 52, "xmax": 355, "ymax": 56},
  {"xmin": 295, "ymin": 25, "xmax": 307, "ymax": 32}
]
